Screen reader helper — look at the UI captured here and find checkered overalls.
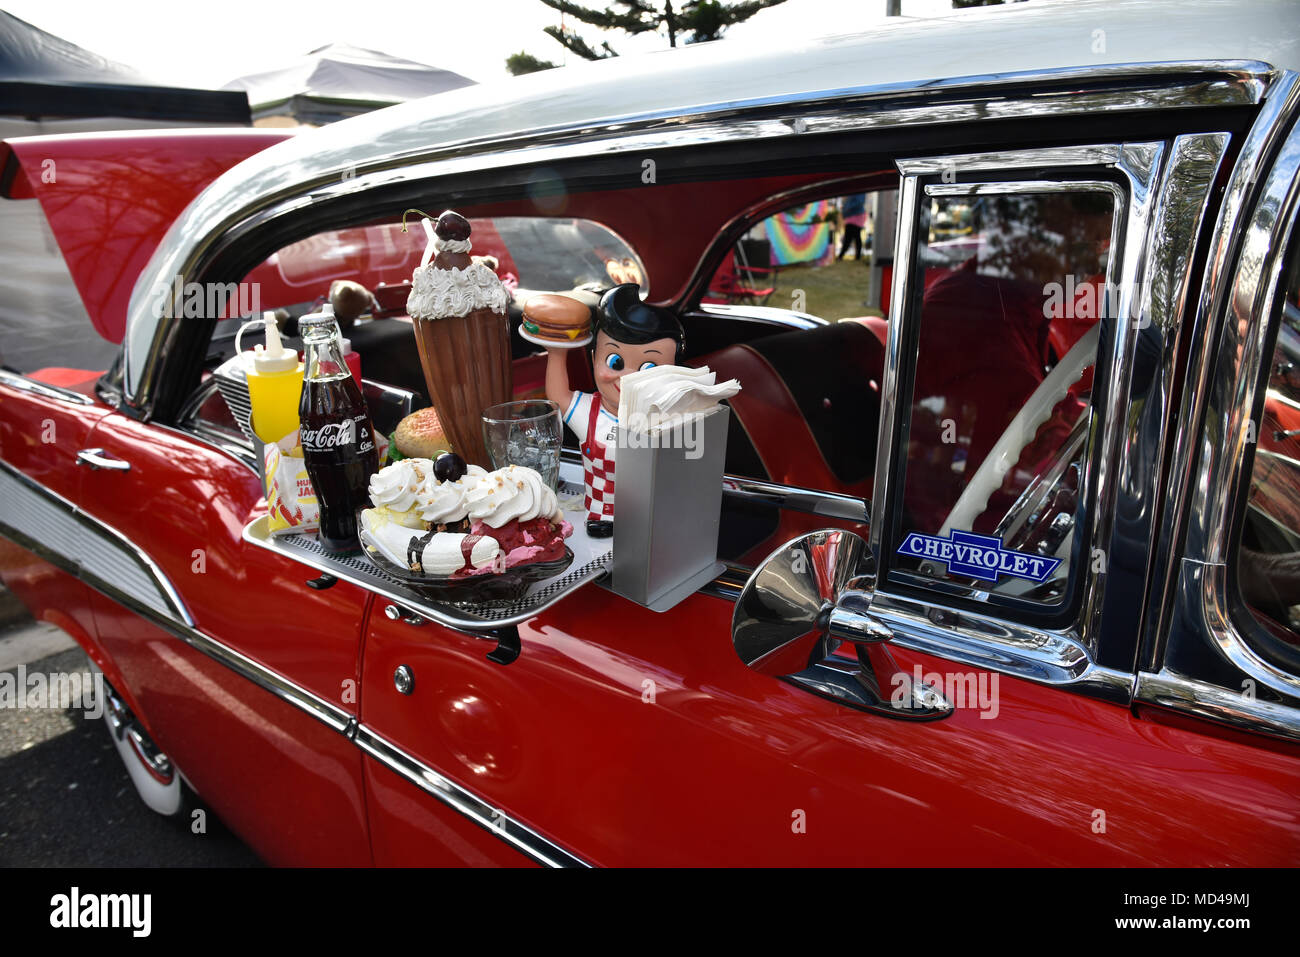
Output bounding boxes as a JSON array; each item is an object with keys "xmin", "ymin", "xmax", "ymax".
[{"xmin": 581, "ymin": 395, "xmax": 615, "ymax": 522}]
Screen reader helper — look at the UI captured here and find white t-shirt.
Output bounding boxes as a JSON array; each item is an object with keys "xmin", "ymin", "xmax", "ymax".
[
  {"xmin": 565, "ymin": 391, "xmax": 619, "ymax": 451},
  {"xmin": 565, "ymin": 391, "xmax": 619, "ymax": 519}
]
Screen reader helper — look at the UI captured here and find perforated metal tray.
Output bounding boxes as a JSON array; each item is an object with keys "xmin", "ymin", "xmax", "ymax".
[{"xmin": 242, "ymin": 481, "xmax": 611, "ymax": 632}]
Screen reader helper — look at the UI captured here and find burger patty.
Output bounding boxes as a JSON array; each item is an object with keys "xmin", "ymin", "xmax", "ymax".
[{"xmin": 523, "ymin": 317, "xmax": 590, "ymax": 341}]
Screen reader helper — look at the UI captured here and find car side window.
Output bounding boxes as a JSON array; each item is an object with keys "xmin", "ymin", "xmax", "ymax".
[
  {"xmin": 187, "ymin": 215, "xmax": 647, "ymax": 439},
  {"xmin": 886, "ymin": 186, "xmax": 1118, "ymax": 608},
  {"xmin": 1237, "ymin": 214, "xmax": 1300, "ymax": 645}
]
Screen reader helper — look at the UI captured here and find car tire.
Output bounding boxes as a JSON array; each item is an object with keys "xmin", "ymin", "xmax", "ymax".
[{"xmin": 99, "ymin": 677, "xmax": 195, "ymax": 818}]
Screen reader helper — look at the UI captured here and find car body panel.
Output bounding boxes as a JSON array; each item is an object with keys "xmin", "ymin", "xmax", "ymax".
[{"xmin": 363, "ymin": 589, "xmax": 1300, "ymax": 865}]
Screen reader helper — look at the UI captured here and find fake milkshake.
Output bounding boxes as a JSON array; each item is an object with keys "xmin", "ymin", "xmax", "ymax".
[{"xmin": 406, "ymin": 210, "xmax": 512, "ymax": 467}]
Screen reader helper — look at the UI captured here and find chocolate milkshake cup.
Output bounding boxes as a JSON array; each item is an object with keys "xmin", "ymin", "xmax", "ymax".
[{"xmin": 406, "ymin": 210, "xmax": 512, "ymax": 467}]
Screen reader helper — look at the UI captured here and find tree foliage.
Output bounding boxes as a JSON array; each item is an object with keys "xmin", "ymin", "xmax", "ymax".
[
  {"xmin": 506, "ymin": 51, "xmax": 560, "ymax": 75},
  {"xmin": 539, "ymin": 0, "xmax": 788, "ymax": 59}
]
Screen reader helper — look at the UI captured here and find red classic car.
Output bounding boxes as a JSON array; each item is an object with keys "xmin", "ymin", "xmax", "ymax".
[{"xmin": 2, "ymin": 0, "xmax": 1300, "ymax": 866}]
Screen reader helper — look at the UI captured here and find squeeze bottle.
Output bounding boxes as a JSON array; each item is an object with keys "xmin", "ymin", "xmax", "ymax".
[{"xmin": 237, "ymin": 313, "xmax": 304, "ymax": 443}]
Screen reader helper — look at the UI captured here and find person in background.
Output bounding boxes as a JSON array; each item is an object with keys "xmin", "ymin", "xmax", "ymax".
[{"xmin": 838, "ymin": 193, "xmax": 868, "ymax": 261}]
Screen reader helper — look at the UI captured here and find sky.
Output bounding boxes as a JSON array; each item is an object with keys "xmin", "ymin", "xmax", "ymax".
[{"xmin": 3, "ymin": 0, "xmax": 962, "ymax": 89}]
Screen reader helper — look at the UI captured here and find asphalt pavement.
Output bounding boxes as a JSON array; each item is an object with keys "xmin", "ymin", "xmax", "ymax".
[{"xmin": 0, "ymin": 602, "xmax": 262, "ymax": 867}]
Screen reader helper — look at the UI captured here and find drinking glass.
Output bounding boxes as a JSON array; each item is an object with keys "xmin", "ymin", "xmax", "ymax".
[{"xmin": 482, "ymin": 399, "xmax": 563, "ymax": 491}]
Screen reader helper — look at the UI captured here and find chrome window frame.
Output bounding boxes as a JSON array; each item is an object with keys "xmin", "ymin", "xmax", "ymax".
[
  {"xmin": 121, "ymin": 61, "xmax": 1273, "ymax": 412},
  {"xmin": 885, "ymin": 176, "xmax": 1126, "ymax": 603},
  {"xmin": 866, "ymin": 135, "xmax": 1230, "ymax": 704},
  {"xmin": 1140, "ymin": 72, "xmax": 1300, "ymax": 742}
]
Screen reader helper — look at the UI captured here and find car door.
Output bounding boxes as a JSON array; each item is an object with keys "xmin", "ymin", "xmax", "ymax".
[
  {"xmin": 357, "ymin": 136, "xmax": 1300, "ymax": 866},
  {"xmin": 76, "ymin": 401, "xmax": 374, "ymax": 865}
]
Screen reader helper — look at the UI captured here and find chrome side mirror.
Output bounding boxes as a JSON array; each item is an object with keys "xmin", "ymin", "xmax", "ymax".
[{"xmin": 732, "ymin": 530, "xmax": 950, "ymax": 720}]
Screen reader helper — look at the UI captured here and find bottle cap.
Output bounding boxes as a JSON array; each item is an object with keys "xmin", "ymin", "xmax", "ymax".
[
  {"xmin": 298, "ymin": 303, "xmax": 339, "ymax": 341},
  {"xmin": 250, "ymin": 313, "xmax": 299, "ymax": 374}
]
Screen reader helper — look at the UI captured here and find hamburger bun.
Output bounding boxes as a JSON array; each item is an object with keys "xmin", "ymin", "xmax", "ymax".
[
  {"xmin": 394, "ymin": 407, "xmax": 452, "ymax": 459},
  {"xmin": 522, "ymin": 294, "xmax": 591, "ymax": 343}
]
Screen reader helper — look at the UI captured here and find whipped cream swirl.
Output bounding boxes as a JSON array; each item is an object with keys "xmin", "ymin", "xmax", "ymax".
[
  {"xmin": 368, "ymin": 459, "xmax": 430, "ymax": 513},
  {"xmin": 369, "ymin": 461, "xmax": 560, "ymax": 529},
  {"xmin": 464, "ymin": 464, "xmax": 561, "ymax": 529},
  {"xmin": 417, "ymin": 464, "xmax": 487, "ymax": 524},
  {"xmin": 406, "ymin": 260, "xmax": 509, "ymax": 320},
  {"xmin": 434, "ymin": 238, "xmax": 472, "ymax": 255}
]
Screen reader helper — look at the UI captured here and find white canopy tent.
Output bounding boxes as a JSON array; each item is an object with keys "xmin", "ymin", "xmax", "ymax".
[{"xmin": 223, "ymin": 43, "xmax": 476, "ymax": 127}]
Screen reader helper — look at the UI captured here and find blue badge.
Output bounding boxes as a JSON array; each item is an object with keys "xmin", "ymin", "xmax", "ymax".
[{"xmin": 898, "ymin": 529, "xmax": 1061, "ymax": 584}]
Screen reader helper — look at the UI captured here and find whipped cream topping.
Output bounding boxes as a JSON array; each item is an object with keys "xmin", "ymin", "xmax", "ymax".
[
  {"xmin": 406, "ymin": 259, "xmax": 509, "ymax": 320},
  {"xmin": 434, "ymin": 238, "xmax": 472, "ymax": 255},
  {"xmin": 368, "ymin": 459, "xmax": 430, "ymax": 513},
  {"xmin": 369, "ymin": 461, "xmax": 560, "ymax": 529},
  {"xmin": 464, "ymin": 464, "xmax": 561, "ymax": 529},
  {"xmin": 417, "ymin": 464, "xmax": 487, "ymax": 525}
]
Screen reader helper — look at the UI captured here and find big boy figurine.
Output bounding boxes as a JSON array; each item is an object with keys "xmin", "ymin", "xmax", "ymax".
[{"xmin": 541, "ymin": 283, "xmax": 685, "ymax": 536}]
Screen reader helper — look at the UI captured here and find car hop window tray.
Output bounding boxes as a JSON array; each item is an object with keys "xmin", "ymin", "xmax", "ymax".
[{"xmin": 242, "ymin": 478, "xmax": 612, "ymax": 641}]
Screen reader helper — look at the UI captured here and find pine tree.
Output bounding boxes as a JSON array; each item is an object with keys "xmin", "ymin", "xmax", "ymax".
[
  {"xmin": 506, "ymin": 51, "xmax": 560, "ymax": 75},
  {"xmin": 539, "ymin": 0, "xmax": 789, "ymax": 59}
]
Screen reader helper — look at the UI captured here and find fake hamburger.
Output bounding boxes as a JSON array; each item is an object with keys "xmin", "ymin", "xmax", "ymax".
[
  {"xmin": 521, "ymin": 294, "xmax": 591, "ymax": 345},
  {"xmin": 393, "ymin": 407, "xmax": 452, "ymax": 459}
]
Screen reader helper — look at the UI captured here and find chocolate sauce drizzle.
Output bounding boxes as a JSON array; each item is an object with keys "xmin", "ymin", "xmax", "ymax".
[{"xmin": 407, "ymin": 527, "xmax": 438, "ymax": 572}]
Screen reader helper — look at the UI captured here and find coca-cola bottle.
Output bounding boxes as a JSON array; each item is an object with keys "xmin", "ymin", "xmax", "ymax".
[{"xmin": 298, "ymin": 306, "xmax": 377, "ymax": 553}]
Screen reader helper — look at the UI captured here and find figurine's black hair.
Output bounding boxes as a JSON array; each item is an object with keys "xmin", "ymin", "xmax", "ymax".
[{"xmin": 592, "ymin": 283, "xmax": 685, "ymax": 361}]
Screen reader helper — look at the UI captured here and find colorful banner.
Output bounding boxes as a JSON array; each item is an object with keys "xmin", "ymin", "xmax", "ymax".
[{"xmin": 763, "ymin": 201, "xmax": 833, "ymax": 265}]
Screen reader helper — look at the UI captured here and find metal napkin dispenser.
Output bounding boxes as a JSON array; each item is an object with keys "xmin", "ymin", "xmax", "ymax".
[{"xmin": 610, "ymin": 405, "xmax": 729, "ymax": 612}]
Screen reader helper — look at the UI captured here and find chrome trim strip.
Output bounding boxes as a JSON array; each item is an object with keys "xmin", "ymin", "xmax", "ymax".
[
  {"xmin": 865, "ymin": 591, "xmax": 1136, "ymax": 705},
  {"xmin": 564, "ymin": 447, "xmax": 871, "ymax": 524},
  {"xmin": 167, "ymin": 617, "xmax": 354, "ymax": 735},
  {"xmin": 721, "ymin": 475, "xmax": 868, "ymax": 523},
  {"xmin": 0, "ymin": 458, "xmax": 194, "ymax": 627},
  {"xmin": 1135, "ymin": 669, "xmax": 1300, "ymax": 743},
  {"xmin": 124, "ymin": 60, "xmax": 1273, "ymax": 408},
  {"xmin": 0, "ymin": 368, "xmax": 95, "ymax": 406},
  {"xmin": 353, "ymin": 725, "xmax": 590, "ymax": 868}
]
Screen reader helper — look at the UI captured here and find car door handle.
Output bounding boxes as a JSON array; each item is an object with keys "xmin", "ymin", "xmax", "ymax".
[{"xmin": 75, "ymin": 448, "xmax": 131, "ymax": 471}]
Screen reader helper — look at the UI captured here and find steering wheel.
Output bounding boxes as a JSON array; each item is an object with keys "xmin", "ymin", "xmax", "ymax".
[{"xmin": 937, "ymin": 323, "xmax": 1100, "ymax": 552}]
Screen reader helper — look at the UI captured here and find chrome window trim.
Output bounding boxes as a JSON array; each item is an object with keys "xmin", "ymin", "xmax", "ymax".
[
  {"xmin": 865, "ymin": 135, "xmax": 1228, "ymax": 702},
  {"xmin": 1135, "ymin": 669, "xmax": 1300, "ymax": 743},
  {"xmin": 0, "ymin": 368, "xmax": 95, "ymax": 406},
  {"xmin": 123, "ymin": 60, "xmax": 1274, "ymax": 409},
  {"xmin": 1148, "ymin": 73, "xmax": 1300, "ymax": 659},
  {"xmin": 1147, "ymin": 79, "xmax": 1300, "ymax": 718}
]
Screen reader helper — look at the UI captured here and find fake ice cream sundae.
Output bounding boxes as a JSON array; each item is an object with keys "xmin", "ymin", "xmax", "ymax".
[{"xmin": 362, "ymin": 452, "xmax": 573, "ymax": 578}]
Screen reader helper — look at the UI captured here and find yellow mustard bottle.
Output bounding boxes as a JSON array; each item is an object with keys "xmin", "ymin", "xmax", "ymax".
[{"xmin": 238, "ymin": 313, "xmax": 304, "ymax": 444}]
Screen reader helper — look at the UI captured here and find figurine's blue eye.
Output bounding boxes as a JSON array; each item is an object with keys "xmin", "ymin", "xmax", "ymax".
[
  {"xmin": 638, "ymin": 361, "xmax": 656, "ymax": 372},
  {"xmin": 605, "ymin": 354, "xmax": 624, "ymax": 371}
]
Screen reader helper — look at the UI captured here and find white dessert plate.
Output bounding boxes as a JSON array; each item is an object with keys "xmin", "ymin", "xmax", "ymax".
[{"xmin": 519, "ymin": 326, "xmax": 593, "ymax": 350}]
